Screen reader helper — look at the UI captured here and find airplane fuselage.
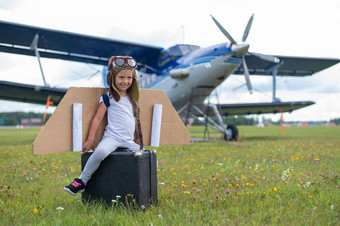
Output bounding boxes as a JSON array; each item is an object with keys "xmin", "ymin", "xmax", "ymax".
[{"xmin": 137, "ymin": 43, "xmax": 241, "ymax": 111}]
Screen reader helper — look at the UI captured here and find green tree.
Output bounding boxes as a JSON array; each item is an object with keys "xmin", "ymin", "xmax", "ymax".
[{"xmin": 330, "ymin": 118, "xmax": 340, "ymax": 125}]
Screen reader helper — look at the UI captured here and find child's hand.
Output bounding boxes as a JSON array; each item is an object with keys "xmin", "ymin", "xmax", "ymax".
[{"xmin": 82, "ymin": 140, "xmax": 94, "ymax": 155}]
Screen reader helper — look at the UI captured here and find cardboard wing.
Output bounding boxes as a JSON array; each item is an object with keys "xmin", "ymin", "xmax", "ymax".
[{"xmin": 33, "ymin": 87, "xmax": 190, "ymax": 155}]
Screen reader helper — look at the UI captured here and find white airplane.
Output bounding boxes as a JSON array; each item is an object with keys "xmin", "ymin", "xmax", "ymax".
[{"xmin": 0, "ymin": 15, "xmax": 339, "ymax": 140}]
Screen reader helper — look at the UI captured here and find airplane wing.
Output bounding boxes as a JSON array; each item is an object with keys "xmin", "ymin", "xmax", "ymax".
[
  {"xmin": 0, "ymin": 80, "xmax": 66, "ymax": 105},
  {"xmin": 215, "ymin": 101, "xmax": 315, "ymax": 116},
  {"xmin": 0, "ymin": 20, "xmax": 163, "ymax": 66},
  {"xmin": 234, "ymin": 54, "xmax": 340, "ymax": 76}
]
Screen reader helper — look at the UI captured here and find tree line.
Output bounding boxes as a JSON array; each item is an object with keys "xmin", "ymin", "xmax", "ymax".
[{"xmin": 0, "ymin": 112, "xmax": 51, "ymax": 126}]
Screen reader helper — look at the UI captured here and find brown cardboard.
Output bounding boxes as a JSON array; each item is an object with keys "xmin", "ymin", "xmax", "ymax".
[{"xmin": 33, "ymin": 87, "xmax": 190, "ymax": 155}]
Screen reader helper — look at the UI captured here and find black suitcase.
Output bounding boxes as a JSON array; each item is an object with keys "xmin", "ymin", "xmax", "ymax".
[{"xmin": 81, "ymin": 149, "xmax": 157, "ymax": 206}]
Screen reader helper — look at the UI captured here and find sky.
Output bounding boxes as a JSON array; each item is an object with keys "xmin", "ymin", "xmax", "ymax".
[{"xmin": 0, "ymin": 0, "xmax": 339, "ymax": 122}]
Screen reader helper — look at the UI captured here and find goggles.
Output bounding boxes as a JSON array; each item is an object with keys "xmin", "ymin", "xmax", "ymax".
[{"xmin": 111, "ymin": 57, "xmax": 137, "ymax": 69}]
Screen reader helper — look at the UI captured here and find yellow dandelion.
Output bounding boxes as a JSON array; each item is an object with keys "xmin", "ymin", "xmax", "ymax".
[
  {"xmin": 34, "ymin": 208, "xmax": 38, "ymax": 214},
  {"xmin": 308, "ymin": 195, "xmax": 313, "ymax": 199}
]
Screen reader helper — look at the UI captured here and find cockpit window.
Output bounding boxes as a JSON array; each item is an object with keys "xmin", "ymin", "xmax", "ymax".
[{"xmin": 158, "ymin": 44, "xmax": 200, "ymax": 67}]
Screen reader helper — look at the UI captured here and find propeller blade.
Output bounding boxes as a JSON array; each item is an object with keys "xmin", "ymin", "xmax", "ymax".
[
  {"xmin": 242, "ymin": 13, "xmax": 254, "ymax": 42},
  {"xmin": 210, "ymin": 14, "xmax": 237, "ymax": 44},
  {"xmin": 242, "ymin": 57, "xmax": 253, "ymax": 94},
  {"xmin": 249, "ymin": 52, "xmax": 280, "ymax": 63}
]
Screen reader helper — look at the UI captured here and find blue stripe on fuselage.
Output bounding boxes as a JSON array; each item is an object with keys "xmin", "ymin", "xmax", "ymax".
[
  {"xmin": 145, "ymin": 56, "xmax": 241, "ymax": 88},
  {"xmin": 144, "ymin": 43, "xmax": 241, "ymax": 88}
]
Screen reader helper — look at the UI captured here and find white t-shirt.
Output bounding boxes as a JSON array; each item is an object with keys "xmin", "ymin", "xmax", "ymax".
[{"xmin": 99, "ymin": 94, "xmax": 135, "ymax": 143}]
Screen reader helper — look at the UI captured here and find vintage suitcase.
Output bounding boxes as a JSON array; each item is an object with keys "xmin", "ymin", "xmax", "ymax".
[{"xmin": 81, "ymin": 149, "xmax": 157, "ymax": 206}]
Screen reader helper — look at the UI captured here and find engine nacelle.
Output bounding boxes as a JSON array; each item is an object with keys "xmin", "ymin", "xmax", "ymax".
[{"xmin": 170, "ymin": 69, "xmax": 189, "ymax": 79}]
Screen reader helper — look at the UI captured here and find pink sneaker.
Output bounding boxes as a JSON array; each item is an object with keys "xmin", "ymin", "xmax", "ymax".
[{"xmin": 64, "ymin": 178, "xmax": 85, "ymax": 195}]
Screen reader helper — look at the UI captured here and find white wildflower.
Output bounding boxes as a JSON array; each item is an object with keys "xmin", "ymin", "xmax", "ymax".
[
  {"xmin": 281, "ymin": 168, "xmax": 291, "ymax": 181},
  {"xmin": 56, "ymin": 207, "xmax": 64, "ymax": 210}
]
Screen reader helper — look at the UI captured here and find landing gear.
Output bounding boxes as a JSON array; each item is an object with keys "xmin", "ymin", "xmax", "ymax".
[{"xmin": 225, "ymin": 124, "xmax": 239, "ymax": 141}]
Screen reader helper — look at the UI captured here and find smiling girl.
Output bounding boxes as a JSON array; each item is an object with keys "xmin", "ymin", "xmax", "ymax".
[{"xmin": 64, "ymin": 56, "xmax": 142, "ymax": 195}]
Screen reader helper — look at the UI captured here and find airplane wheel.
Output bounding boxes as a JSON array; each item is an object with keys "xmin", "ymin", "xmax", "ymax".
[{"xmin": 226, "ymin": 124, "xmax": 239, "ymax": 141}]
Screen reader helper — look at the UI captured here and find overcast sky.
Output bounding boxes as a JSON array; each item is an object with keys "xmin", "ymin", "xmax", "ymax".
[{"xmin": 0, "ymin": 0, "xmax": 339, "ymax": 122}]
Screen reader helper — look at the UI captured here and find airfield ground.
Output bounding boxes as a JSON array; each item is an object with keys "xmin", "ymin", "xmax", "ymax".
[{"xmin": 0, "ymin": 126, "xmax": 339, "ymax": 225}]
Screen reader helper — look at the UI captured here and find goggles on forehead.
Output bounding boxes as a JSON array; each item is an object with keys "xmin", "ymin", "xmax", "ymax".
[{"xmin": 111, "ymin": 57, "xmax": 137, "ymax": 69}]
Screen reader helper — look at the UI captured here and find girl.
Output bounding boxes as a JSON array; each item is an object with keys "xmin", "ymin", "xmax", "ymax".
[{"xmin": 64, "ymin": 56, "xmax": 142, "ymax": 195}]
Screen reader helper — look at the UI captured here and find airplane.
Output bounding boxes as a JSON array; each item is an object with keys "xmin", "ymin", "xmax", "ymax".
[{"xmin": 0, "ymin": 15, "xmax": 339, "ymax": 140}]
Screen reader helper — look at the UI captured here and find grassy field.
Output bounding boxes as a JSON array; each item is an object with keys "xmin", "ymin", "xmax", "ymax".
[{"xmin": 0, "ymin": 126, "xmax": 339, "ymax": 225}]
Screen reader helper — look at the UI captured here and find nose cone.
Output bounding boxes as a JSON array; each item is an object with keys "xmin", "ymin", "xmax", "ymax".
[{"xmin": 231, "ymin": 43, "xmax": 250, "ymax": 58}]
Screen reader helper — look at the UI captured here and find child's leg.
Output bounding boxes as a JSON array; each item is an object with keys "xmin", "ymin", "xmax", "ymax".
[
  {"xmin": 80, "ymin": 136, "xmax": 119, "ymax": 184},
  {"xmin": 123, "ymin": 141, "xmax": 143, "ymax": 156},
  {"xmin": 124, "ymin": 141, "xmax": 140, "ymax": 151}
]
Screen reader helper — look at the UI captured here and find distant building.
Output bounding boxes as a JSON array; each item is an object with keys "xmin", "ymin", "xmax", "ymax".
[
  {"xmin": 21, "ymin": 118, "xmax": 42, "ymax": 126},
  {"xmin": 298, "ymin": 121, "xmax": 310, "ymax": 127}
]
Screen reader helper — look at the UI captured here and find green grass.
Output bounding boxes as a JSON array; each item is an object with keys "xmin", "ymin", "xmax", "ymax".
[{"xmin": 0, "ymin": 126, "xmax": 339, "ymax": 225}]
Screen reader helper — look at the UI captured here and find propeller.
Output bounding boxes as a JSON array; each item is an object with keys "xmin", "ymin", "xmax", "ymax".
[{"xmin": 210, "ymin": 14, "xmax": 280, "ymax": 94}]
